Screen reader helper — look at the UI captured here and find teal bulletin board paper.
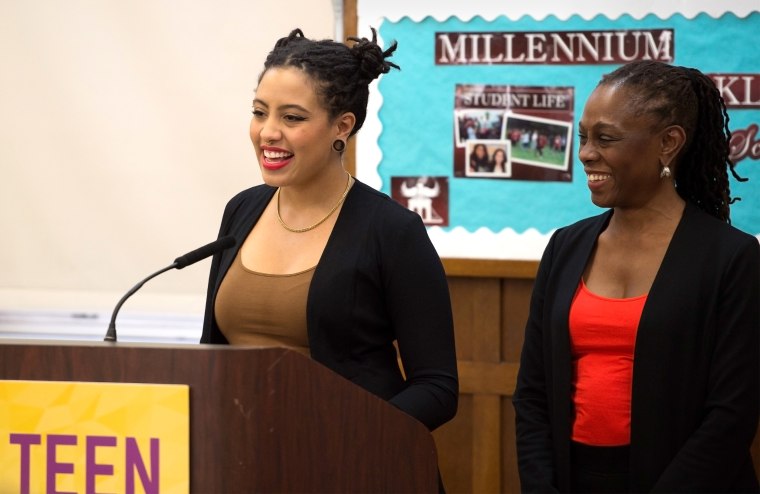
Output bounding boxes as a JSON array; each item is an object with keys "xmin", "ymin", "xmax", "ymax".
[{"xmin": 376, "ymin": 13, "xmax": 760, "ymax": 238}]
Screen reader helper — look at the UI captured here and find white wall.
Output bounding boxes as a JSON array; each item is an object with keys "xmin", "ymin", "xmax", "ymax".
[
  {"xmin": 0, "ymin": 0, "xmax": 335, "ymax": 333},
  {"xmin": 1, "ymin": 0, "xmax": 754, "ymax": 339}
]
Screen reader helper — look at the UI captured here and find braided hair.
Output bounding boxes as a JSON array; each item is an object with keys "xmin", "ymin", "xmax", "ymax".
[
  {"xmin": 598, "ymin": 60, "xmax": 745, "ymax": 222},
  {"xmin": 259, "ymin": 28, "xmax": 399, "ymax": 137}
]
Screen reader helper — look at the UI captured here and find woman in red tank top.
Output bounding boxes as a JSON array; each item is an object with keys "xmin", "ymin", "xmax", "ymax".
[{"xmin": 513, "ymin": 61, "xmax": 759, "ymax": 493}]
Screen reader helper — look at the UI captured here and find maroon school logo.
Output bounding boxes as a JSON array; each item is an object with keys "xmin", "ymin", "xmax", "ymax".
[{"xmin": 391, "ymin": 177, "xmax": 449, "ymax": 227}]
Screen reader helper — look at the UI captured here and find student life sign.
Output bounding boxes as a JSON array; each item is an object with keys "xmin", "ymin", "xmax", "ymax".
[{"xmin": 0, "ymin": 380, "xmax": 189, "ymax": 494}]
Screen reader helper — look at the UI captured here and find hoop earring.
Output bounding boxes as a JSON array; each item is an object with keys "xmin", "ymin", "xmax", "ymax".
[
  {"xmin": 660, "ymin": 165, "xmax": 672, "ymax": 179},
  {"xmin": 332, "ymin": 139, "xmax": 346, "ymax": 153}
]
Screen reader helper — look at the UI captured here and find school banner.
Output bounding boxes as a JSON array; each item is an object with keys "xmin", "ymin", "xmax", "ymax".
[
  {"xmin": 0, "ymin": 380, "xmax": 189, "ymax": 494},
  {"xmin": 366, "ymin": 12, "xmax": 760, "ymax": 258}
]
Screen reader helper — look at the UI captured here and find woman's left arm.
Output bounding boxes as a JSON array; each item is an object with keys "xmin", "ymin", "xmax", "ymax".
[
  {"xmin": 383, "ymin": 213, "xmax": 459, "ymax": 431},
  {"xmin": 653, "ymin": 237, "xmax": 759, "ymax": 491}
]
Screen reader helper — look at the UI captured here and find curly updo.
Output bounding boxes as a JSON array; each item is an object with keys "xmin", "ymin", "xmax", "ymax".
[{"xmin": 259, "ymin": 27, "xmax": 399, "ymax": 136}]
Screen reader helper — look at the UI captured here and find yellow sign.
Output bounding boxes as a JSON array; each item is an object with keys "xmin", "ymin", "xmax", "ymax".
[{"xmin": 0, "ymin": 380, "xmax": 189, "ymax": 494}]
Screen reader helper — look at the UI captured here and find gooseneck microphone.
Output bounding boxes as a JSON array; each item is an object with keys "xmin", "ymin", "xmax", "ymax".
[{"xmin": 103, "ymin": 235, "xmax": 236, "ymax": 342}]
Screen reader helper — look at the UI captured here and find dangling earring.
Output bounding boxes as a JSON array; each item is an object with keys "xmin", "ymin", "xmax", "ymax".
[
  {"xmin": 660, "ymin": 165, "xmax": 672, "ymax": 179},
  {"xmin": 332, "ymin": 139, "xmax": 346, "ymax": 153}
]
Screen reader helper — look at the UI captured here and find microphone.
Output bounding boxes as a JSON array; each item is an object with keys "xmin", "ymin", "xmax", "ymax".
[{"xmin": 103, "ymin": 235, "xmax": 236, "ymax": 342}]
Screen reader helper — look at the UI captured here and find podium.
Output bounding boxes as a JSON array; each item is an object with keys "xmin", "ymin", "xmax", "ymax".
[{"xmin": 0, "ymin": 339, "xmax": 439, "ymax": 493}]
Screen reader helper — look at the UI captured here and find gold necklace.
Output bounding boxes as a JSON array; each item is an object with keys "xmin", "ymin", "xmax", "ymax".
[{"xmin": 276, "ymin": 174, "xmax": 353, "ymax": 233}]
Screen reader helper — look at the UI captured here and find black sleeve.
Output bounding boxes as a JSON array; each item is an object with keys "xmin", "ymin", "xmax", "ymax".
[
  {"xmin": 652, "ymin": 237, "xmax": 760, "ymax": 491},
  {"xmin": 383, "ymin": 212, "xmax": 459, "ymax": 431},
  {"xmin": 513, "ymin": 231, "xmax": 560, "ymax": 493}
]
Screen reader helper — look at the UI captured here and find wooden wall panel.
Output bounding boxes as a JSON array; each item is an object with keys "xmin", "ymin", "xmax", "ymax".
[
  {"xmin": 437, "ymin": 274, "xmax": 533, "ymax": 493},
  {"xmin": 440, "ymin": 277, "xmax": 504, "ymax": 492},
  {"xmin": 501, "ymin": 400, "xmax": 520, "ymax": 494},
  {"xmin": 501, "ymin": 279, "xmax": 533, "ymax": 364},
  {"xmin": 434, "ymin": 395, "xmax": 474, "ymax": 494}
]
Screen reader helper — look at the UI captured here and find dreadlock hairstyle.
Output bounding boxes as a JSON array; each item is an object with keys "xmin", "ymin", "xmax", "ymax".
[
  {"xmin": 598, "ymin": 60, "xmax": 745, "ymax": 223},
  {"xmin": 259, "ymin": 27, "xmax": 399, "ymax": 137}
]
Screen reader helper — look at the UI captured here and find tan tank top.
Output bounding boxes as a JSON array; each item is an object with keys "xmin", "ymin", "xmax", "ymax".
[{"xmin": 214, "ymin": 249, "xmax": 314, "ymax": 356}]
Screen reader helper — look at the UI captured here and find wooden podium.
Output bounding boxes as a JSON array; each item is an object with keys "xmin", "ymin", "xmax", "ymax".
[{"xmin": 0, "ymin": 339, "xmax": 439, "ymax": 493}]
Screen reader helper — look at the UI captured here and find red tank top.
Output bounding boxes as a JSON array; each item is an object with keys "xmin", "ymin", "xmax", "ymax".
[{"xmin": 568, "ymin": 279, "xmax": 647, "ymax": 446}]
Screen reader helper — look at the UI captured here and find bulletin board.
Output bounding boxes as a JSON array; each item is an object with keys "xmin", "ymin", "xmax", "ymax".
[{"xmin": 354, "ymin": 2, "xmax": 760, "ymax": 261}]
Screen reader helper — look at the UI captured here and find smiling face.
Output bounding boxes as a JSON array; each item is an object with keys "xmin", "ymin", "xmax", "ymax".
[
  {"xmin": 492, "ymin": 149, "xmax": 507, "ymax": 165},
  {"xmin": 578, "ymin": 84, "xmax": 671, "ymax": 210},
  {"xmin": 250, "ymin": 67, "xmax": 345, "ymax": 188}
]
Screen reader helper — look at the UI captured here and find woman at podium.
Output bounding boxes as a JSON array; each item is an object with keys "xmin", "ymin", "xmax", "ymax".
[{"xmin": 199, "ymin": 28, "xmax": 458, "ymax": 435}]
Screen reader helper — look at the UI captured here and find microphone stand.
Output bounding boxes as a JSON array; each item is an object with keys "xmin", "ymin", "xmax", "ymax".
[{"xmin": 103, "ymin": 262, "xmax": 178, "ymax": 342}]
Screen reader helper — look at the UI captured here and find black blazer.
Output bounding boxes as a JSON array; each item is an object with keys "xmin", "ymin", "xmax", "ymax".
[
  {"xmin": 201, "ymin": 180, "xmax": 458, "ymax": 431},
  {"xmin": 514, "ymin": 202, "xmax": 760, "ymax": 492}
]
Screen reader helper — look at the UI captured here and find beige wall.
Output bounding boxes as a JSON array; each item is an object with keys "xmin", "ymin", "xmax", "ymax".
[{"xmin": 0, "ymin": 1, "xmax": 335, "ymax": 316}]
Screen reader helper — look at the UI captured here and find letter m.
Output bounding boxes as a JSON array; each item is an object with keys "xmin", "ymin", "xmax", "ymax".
[{"xmin": 437, "ymin": 33, "xmax": 467, "ymax": 64}]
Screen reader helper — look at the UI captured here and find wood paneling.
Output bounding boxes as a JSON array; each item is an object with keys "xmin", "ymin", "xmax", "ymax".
[
  {"xmin": 435, "ymin": 269, "xmax": 534, "ymax": 493},
  {"xmin": 443, "ymin": 258, "xmax": 538, "ymax": 279}
]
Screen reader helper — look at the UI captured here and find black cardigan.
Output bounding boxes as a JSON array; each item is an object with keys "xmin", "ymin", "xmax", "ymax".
[
  {"xmin": 201, "ymin": 180, "xmax": 458, "ymax": 431},
  {"xmin": 514, "ymin": 202, "xmax": 759, "ymax": 492}
]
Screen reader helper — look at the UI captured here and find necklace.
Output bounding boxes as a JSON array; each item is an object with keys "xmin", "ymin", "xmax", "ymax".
[{"xmin": 275, "ymin": 174, "xmax": 353, "ymax": 233}]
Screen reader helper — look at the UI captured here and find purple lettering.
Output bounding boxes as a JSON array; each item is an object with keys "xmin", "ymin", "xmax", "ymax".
[
  {"xmin": 86, "ymin": 436, "xmax": 117, "ymax": 494},
  {"xmin": 10, "ymin": 433, "xmax": 41, "ymax": 494},
  {"xmin": 47, "ymin": 434, "xmax": 77, "ymax": 494},
  {"xmin": 126, "ymin": 438, "xmax": 159, "ymax": 494},
  {"xmin": 10, "ymin": 433, "xmax": 166, "ymax": 493}
]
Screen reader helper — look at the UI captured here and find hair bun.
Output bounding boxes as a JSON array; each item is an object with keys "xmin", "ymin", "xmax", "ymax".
[
  {"xmin": 348, "ymin": 27, "xmax": 400, "ymax": 84},
  {"xmin": 273, "ymin": 28, "xmax": 306, "ymax": 50}
]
